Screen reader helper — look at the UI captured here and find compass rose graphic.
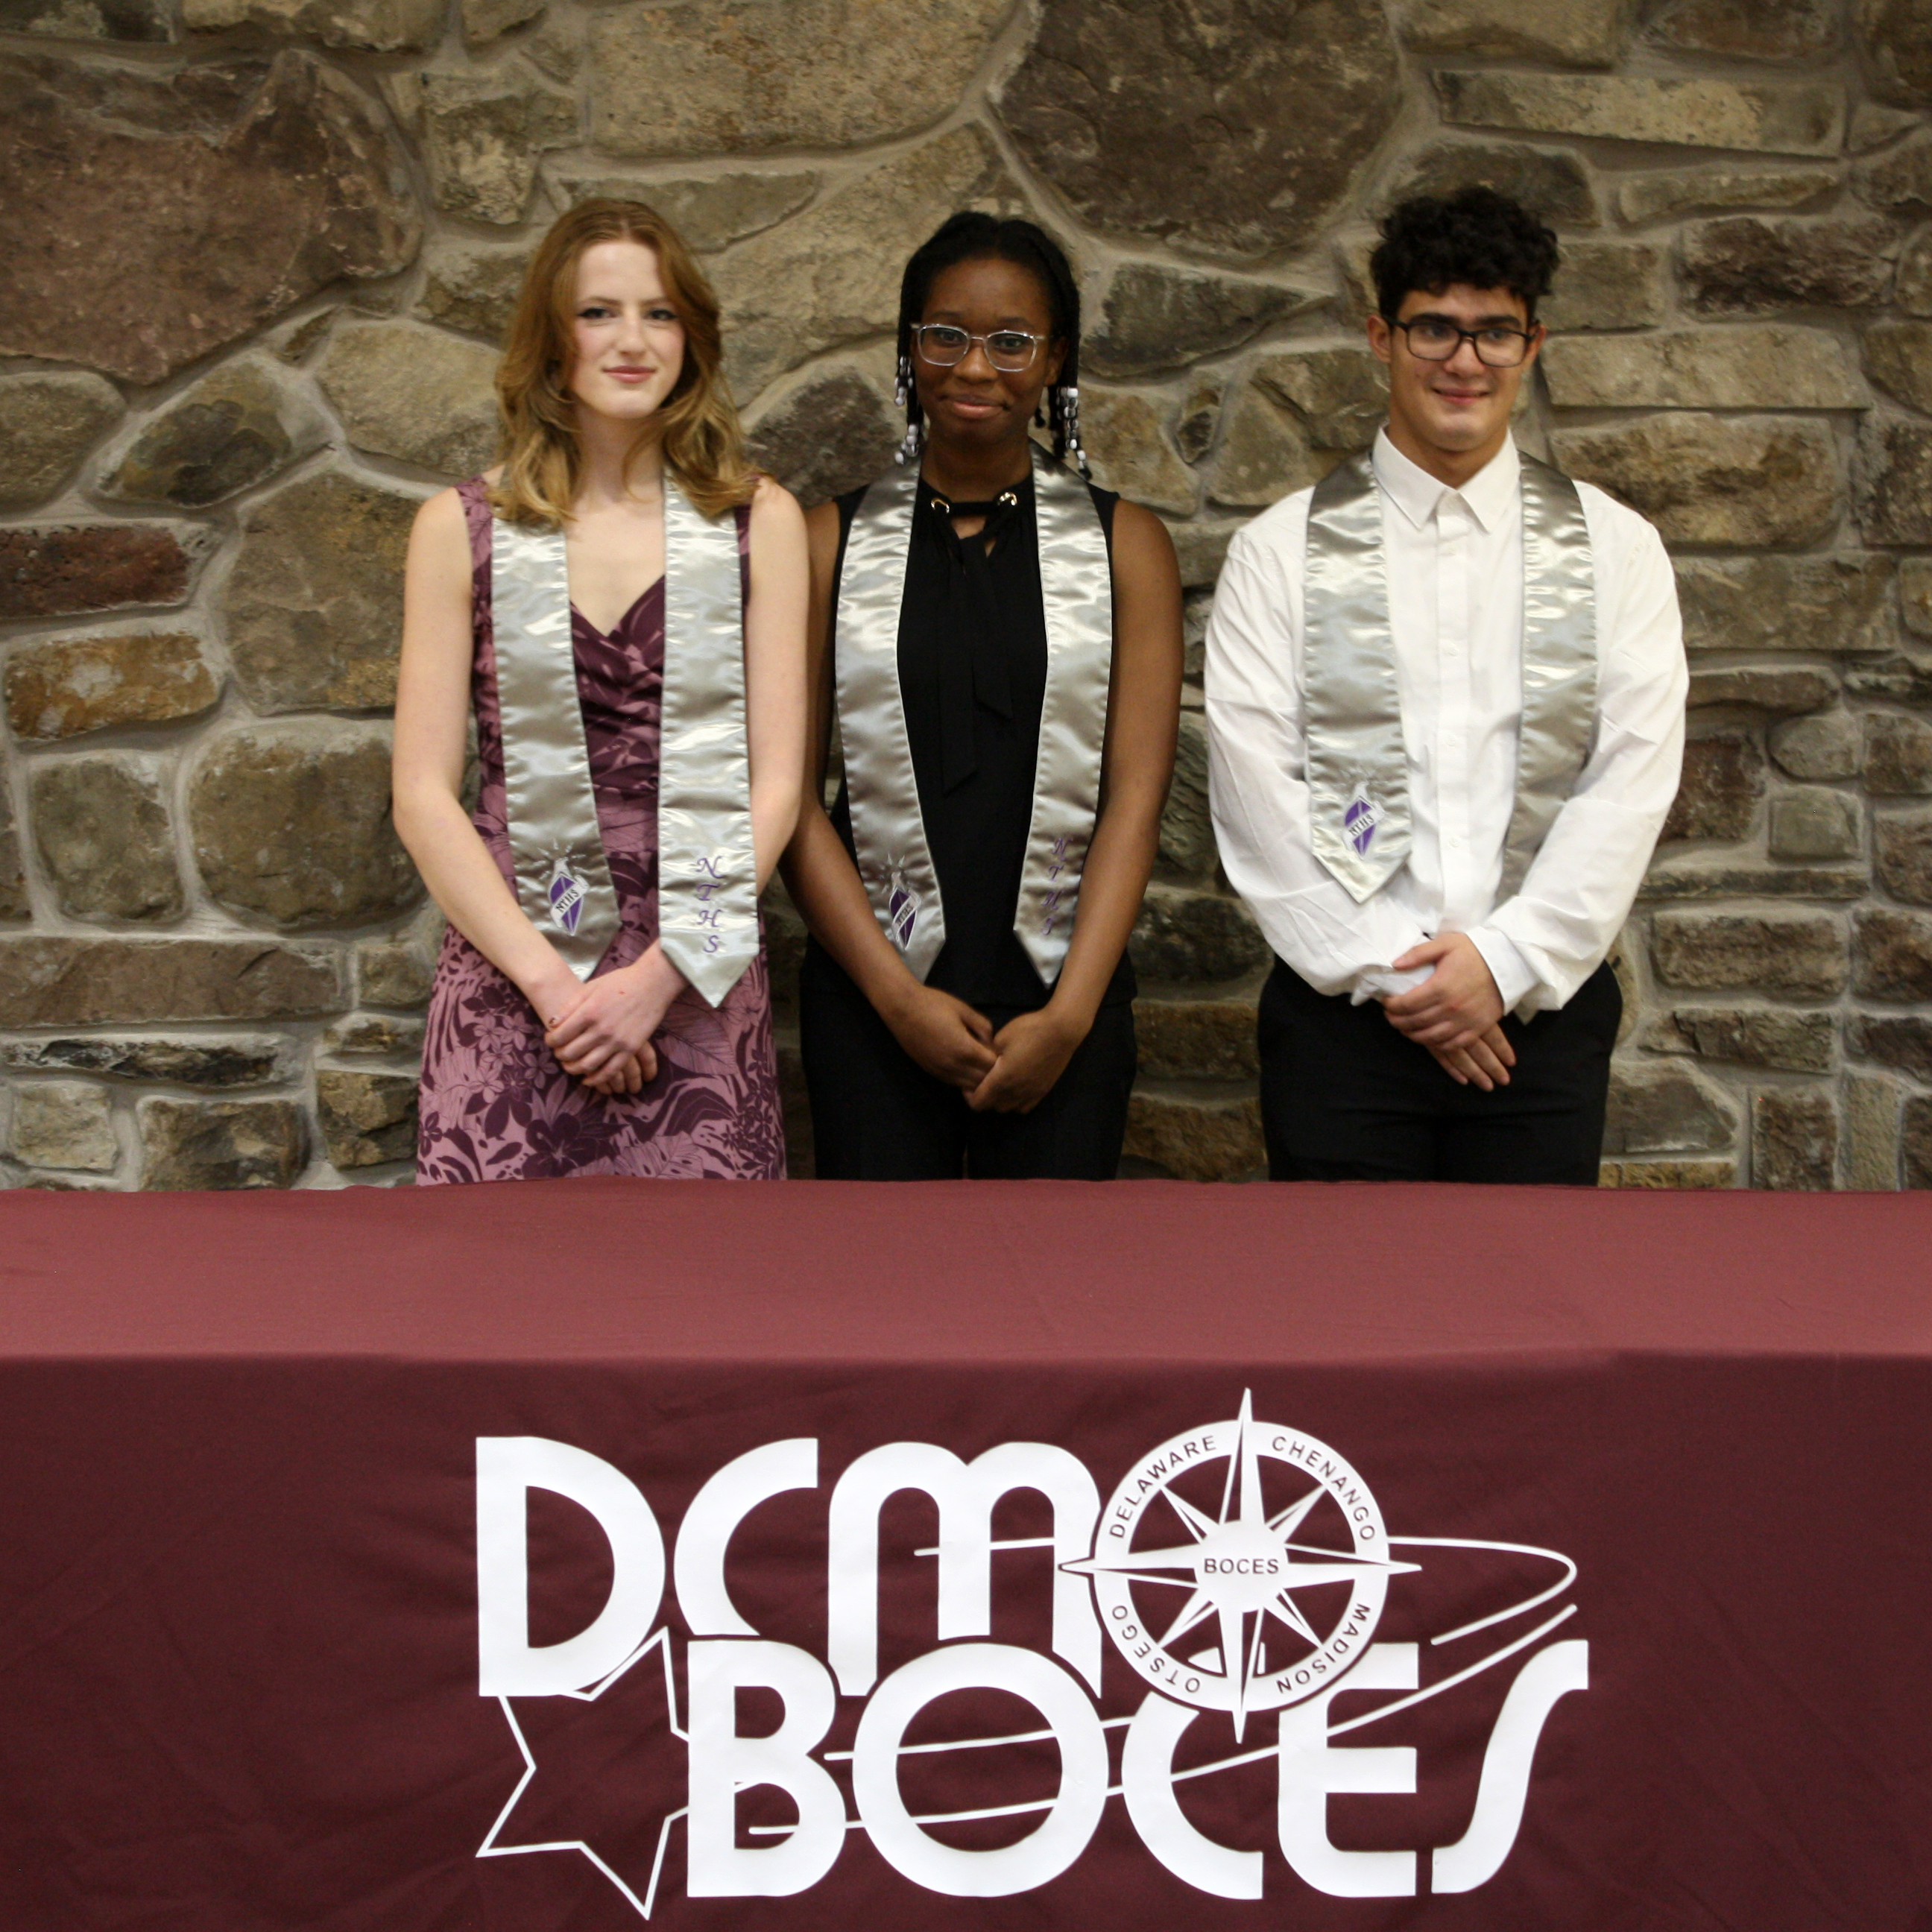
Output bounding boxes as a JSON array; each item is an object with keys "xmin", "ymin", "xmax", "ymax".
[{"xmin": 1068, "ymin": 1392, "xmax": 1419, "ymax": 1737}]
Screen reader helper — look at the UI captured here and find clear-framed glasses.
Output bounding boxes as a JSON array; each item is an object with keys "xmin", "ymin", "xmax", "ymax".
[
  {"xmin": 912, "ymin": 323, "xmax": 1045, "ymax": 372},
  {"xmin": 1393, "ymin": 317, "xmax": 1539, "ymax": 368}
]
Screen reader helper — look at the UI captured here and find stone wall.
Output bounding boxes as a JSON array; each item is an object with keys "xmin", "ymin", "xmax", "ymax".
[{"xmin": 1, "ymin": 0, "xmax": 1928, "ymax": 1190}]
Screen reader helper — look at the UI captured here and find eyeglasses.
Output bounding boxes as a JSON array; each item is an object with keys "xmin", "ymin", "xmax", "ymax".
[
  {"xmin": 912, "ymin": 324, "xmax": 1045, "ymax": 372},
  {"xmin": 1392, "ymin": 318, "xmax": 1540, "ymax": 368}
]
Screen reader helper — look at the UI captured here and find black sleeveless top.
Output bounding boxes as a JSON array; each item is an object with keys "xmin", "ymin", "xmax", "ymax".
[{"xmin": 801, "ymin": 467, "xmax": 1136, "ymax": 1014}]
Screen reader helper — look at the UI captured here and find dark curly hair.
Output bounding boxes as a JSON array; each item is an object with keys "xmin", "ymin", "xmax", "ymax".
[
  {"xmin": 1369, "ymin": 186, "xmax": 1561, "ymax": 323},
  {"xmin": 897, "ymin": 212, "xmax": 1082, "ymax": 462}
]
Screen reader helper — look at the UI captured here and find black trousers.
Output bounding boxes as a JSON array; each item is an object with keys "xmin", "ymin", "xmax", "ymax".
[
  {"xmin": 1257, "ymin": 957, "xmax": 1621, "ymax": 1185},
  {"xmin": 800, "ymin": 965, "xmax": 1136, "ymax": 1180}
]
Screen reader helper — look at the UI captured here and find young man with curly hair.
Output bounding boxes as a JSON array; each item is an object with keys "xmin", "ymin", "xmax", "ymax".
[{"xmin": 1206, "ymin": 187, "xmax": 1687, "ymax": 1185}]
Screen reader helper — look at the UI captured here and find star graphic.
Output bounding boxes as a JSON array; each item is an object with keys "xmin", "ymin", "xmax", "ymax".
[
  {"xmin": 478, "ymin": 1629, "xmax": 689, "ymax": 1922},
  {"xmin": 1067, "ymin": 1391, "xmax": 1418, "ymax": 1739}
]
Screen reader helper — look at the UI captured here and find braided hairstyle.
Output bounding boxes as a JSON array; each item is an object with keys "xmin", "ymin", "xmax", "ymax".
[{"xmin": 895, "ymin": 212, "xmax": 1086, "ymax": 471}]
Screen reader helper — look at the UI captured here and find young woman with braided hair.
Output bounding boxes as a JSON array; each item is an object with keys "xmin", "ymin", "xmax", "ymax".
[{"xmin": 783, "ymin": 212, "xmax": 1182, "ymax": 1178}]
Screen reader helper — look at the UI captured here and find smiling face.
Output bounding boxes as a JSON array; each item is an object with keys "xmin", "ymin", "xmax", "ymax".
[
  {"xmin": 1367, "ymin": 282, "xmax": 1543, "ymax": 477},
  {"xmin": 563, "ymin": 239, "xmax": 685, "ymax": 425},
  {"xmin": 911, "ymin": 254, "xmax": 1066, "ymax": 459}
]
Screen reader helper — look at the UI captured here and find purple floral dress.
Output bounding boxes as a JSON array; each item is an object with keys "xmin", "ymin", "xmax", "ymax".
[{"xmin": 415, "ymin": 480, "xmax": 785, "ymax": 1184}]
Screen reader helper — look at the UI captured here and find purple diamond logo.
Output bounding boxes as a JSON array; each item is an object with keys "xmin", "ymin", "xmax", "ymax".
[
  {"xmin": 549, "ymin": 868, "xmax": 585, "ymax": 935},
  {"xmin": 888, "ymin": 880, "xmax": 918, "ymax": 952},
  {"xmin": 1345, "ymin": 798, "xmax": 1378, "ymax": 857}
]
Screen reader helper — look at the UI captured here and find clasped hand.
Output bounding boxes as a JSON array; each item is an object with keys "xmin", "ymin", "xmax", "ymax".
[
  {"xmin": 537, "ymin": 944, "xmax": 688, "ymax": 1097},
  {"xmin": 886, "ymin": 982, "xmax": 1084, "ymax": 1114},
  {"xmin": 1380, "ymin": 931, "xmax": 1517, "ymax": 1093}
]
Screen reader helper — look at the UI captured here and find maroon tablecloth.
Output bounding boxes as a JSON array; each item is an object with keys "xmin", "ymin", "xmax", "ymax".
[{"xmin": 0, "ymin": 1178, "xmax": 1927, "ymax": 1931}]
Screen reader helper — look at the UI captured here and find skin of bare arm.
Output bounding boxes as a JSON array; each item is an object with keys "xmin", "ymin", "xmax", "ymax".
[{"xmin": 967, "ymin": 498, "xmax": 1180, "ymax": 1113}]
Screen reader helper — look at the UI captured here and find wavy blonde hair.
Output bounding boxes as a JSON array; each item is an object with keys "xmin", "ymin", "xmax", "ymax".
[{"xmin": 491, "ymin": 198, "xmax": 757, "ymax": 525}]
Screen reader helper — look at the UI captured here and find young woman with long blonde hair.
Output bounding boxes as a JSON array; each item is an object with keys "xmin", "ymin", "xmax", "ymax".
[{"xmin": 394, "ymin": 199, "xmax": 807, "ymax": 1183}]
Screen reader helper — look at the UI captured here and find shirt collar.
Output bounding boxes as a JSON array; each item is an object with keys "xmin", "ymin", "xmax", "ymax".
[{"xmin": 1371, "ymin": 427, "xmax": 1520, "ymax": 533}]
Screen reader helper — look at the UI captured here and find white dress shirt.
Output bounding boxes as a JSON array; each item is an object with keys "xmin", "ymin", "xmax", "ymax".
[{"xmin": 1205, "ymin": 429, "xmax": 1687, "ymax": 1015}]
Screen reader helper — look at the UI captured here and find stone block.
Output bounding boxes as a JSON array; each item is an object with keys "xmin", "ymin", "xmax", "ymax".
[
  {"xmin": 1853, "ymin": 130, "xmax": 1932, "ymax": 218},
  {"xmin": 1552, "ymin": 414, "xmax": 1840, "ymax": 548},
  {"xmin": 101, "ymin": 358, "xmax": 323, "ymax": 508},
  {"xmin": 414, "ymin": 240, "xmax": 532, "ymax": 344},
  {"xmin": 0, "ymin": 51, "xmax": 420, "ymax": 385},
  {"xmin": 403, "ymin": 66, "xmax": 575, "ymax": 225},
  {"xmin": 1123, "ymin": 1090, "xmax": 1265, "ymax": 1182},
  {"xmin": 224, "ymin": 470, "xmax": 423, "ymax": 713},
  {"xmin": 746, "ymin": 367, "xmax": 897, "ymax": 511},
  {"xmin": 1598, "ymin": 1158, "xmax": 1734, "ymax": 1188},
  {"xmin": 1133, "ymin": 998, "xmax": 1259, "ymax": 1082},
  {"xmin": 1, "ymin": 0, "xmax": 176, "ymax": 35},
  {"xmin": 1753, "ymin": 1085, "xmax": 1835, "ymax": 1190},
  {"xmin": 1436, "ymin": 70, "xmax": 1843, "ymax": 156},
  {"xmin": 712, "ymin": 126, "xmax": 1026, "ymax": 404},
  {"xmin": 1898, "ymin": 231, "xmax": 1932, "ymax": 318},
  {"xmin": 0, "ymin": 373, "xmax": 121, "ymax": 511},
  {"xmin": 183, "ymin": 0, "xmax": 439, "ymax": 48},
  {"xmin": 1208, "ymin": 350, "xmax": 1383, "ymax": 508},
  {"xmin": 323, "ymin": 1013, "xmax": 425, "ymax": 1058},
  {"xmin": 357, "ymin": 912, "xmax": 443, "ymax": 1008},
  {"xmin": 1688, "ymin": 666, "xmax": 1838, "ymax": 713},
  {"xmin": 1383, "ymin": 140, "xmax": 1599, "ymax": 227},
  {"xmin": 1907, "ymin": 1093, "xmax": 1932, "ymax": 1188},
  {"xmin": 189, "ymin": 724, "xmax": 417, "ymax": 929},
  {"xmin": 1864, "ymin": 713, "xmax": 1932, "ymax": 794},
  {"xmin": 1854, "ymin": 907, "xmax": 1932, "ymax": 1000},
  {"xmin": 31, "ymin": 754, "xmax": 183, "ymax": 923},
  {"xmin": 1860, "ymin": 0, "xmax": 1932, "ymax": 107},
  {"xmin": 1400, "ymin": 0, "xmax": 1634, "ymax": 66},
  {"xmin": 590, "ymin": 0, "xmax": 1011, "ymax": 157},
  {"xmin": 316, "ymin": 1067, "xmax": 417, "ymax": 1169},
  {"xmin": 1167, "ymin": 520, "xmax": 1246, "ymax": 591},
  {"xmin": 1000, "ymin": 0, "xmax": 1400, "ymax": 262},
  {"xmin": 1617, "ymin": 165, "xmax": 1840, "ymax": 225},
  {"xmin": 1861, "ymin": 321, "xmax": 1932, "ymax": 417},
  {"xmin": 1082, "ymin": 390, "xmax": 1197, "ymax": 518},
  {"xmin": 1851, "ymin": 1013, "xmax": 1932, "ymax": 1082},
  {"xmin": 138, "ymin": 1097, "xmax": 305, "ymax": 1190},
  {"xmin": 1903, "ymin": 559, "xmax": 1932, "ymax": 637},
  {"xmin": 1158, "ymin": 713, "xmax": 1213, "ymax": 877},
  {"xmin": 1649, "ymin": 0, "xmax": 1838, "ymax": 59},
  {"xmin": 1651, "ymin": 910, "xmax": 1847, "ymax": 995},
  {"xmin": 316, "ymin": 321, "xmax": 498, "ymax": 479},
  {"xmin": 11, "ymin": 1082, "xmax": 116, "ymax": 1171},
  {"xmin": 0, "ymin": 524, "xmax": 206, "ymax": 622},
  {"xmin": 1847, "ymin": 654, "xmax": 1932, "ymax": 707},
  {"xmin": 1661, "ymin": 730, "xmax": 1764, "ymax": 843},
  {"xmin": 5, "ymin": 631, "xmax": 217, "ymax": 743},
  {"xmin": 1130, "ymin": 886, "xmax": 1270, "ymax": 986},
  {"xmin": 1679, "ymin": 217, "xmax": 1895, "ymax": 313},
  {"xmin": 1086, "ymin": 265, "xmax": 1318, "ymax": 382},
  {"xmin": 1538, "ymin": 242, "xmax": 1668, "ymax": 334},
  {"xmin": 1543, "ymin": 326, "xmax": 1862, "ymax": 411},
  {"xmin": 1640, "ymin": 856, "xmax": 1866, "ymax": 901},
  {"xmin": 1675, "ymin": 555, "xmax": 1892, "ymax": 657},
  {"xmin": 0, "ymin": 1035, "xmax": 289, "ymax": 1086},
  {"xmin": 1768, "ymin": 787, "xmax": 1860, "ymax": 861},
  {"xmin": 1175, "ymin": 383, "xmax": 1222, "ymax": 467},
  {"xmin": 1603, "ymin": 1064, "xmax": 1738, "ymax": 1154},
  {"xmin": 549, "ymin": 171, "xmax": 820, "ymax": 256},
  {"xmin": 0, "ymin": 783, "xmax": 28, "ymax": 924},
  {"xmin": 1876, "ymin": 808, "xmax": 1932, "ymax": 903},
  {"xmin": 1657, "ymin": 1006, "xmax": 1834, "ymax": 1072},
  {"xmin": 1842, "ymin": 1070, "xmax": 1901, "ymax": 1189},
  {"xmin": 0, "ymin": 938, "xmax": 342, "ymax": 1028},
  {"xmin": 1770, "ymin": 710, "xmax": 1862, "ymax": 780},
  {"xmin": 462, "ymin": 0, "xmax": 540, "ymax": 46}
]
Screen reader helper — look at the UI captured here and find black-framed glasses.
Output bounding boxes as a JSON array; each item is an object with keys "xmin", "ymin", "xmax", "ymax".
[
  {"xmin": 1392, "ymin": 318, "xmax": 1540, "ymax": 367},
  {"xmin": 912, "ymin": 323, "xmax": 1045, "ymax": 372}
]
